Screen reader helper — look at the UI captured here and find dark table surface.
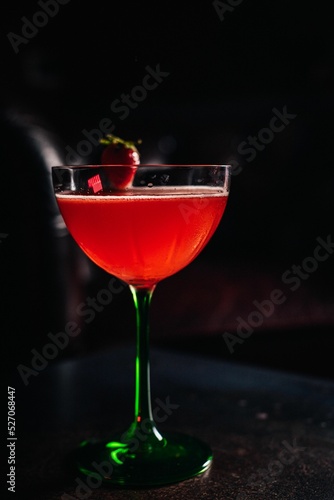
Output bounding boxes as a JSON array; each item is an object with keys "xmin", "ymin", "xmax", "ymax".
[{"xmin": 8, "ymin": 344, "xmax": 334, "ymax": 499}]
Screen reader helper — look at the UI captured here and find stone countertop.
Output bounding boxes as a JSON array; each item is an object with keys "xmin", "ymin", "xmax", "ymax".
[{"xmin": 10, "ymin": 344, "xmax": 334, "ymax": 499}]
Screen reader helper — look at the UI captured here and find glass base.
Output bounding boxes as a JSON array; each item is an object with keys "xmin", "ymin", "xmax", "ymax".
[{"xmin": 70, "ymin": 431, "xmax": 213, "ymax": 487}]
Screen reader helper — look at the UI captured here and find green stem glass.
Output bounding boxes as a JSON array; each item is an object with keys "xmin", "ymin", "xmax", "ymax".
[
  {"xmin": 129, "ymin": 285, "xmax": 162, "ymax": 442},
  {"xmin": 74, "ymin": 284, "xmax": 212, "ymax": 486},
  {"xmin": 53, "ymin": 163, "xmax": 231, "ymax": 487},
  {"xmin": 132, "ymin": 286, "xmax": 156, "ymax": 429}
]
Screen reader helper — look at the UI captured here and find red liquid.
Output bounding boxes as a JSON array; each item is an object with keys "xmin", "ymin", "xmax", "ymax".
[{"xmin": 56, "ymin": 187, "xmax": 228, "ymax": 286}]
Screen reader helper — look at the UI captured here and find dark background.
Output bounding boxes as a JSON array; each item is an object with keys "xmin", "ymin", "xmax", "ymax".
[{"xmin": 1, "ymin": 1, "xmax": 334, "ymax": 380}]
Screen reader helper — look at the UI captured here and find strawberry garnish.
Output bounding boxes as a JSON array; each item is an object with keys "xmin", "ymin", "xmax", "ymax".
[{"xmin": 99, "ymin": 134, "xmax": 141, "ymax": 189}]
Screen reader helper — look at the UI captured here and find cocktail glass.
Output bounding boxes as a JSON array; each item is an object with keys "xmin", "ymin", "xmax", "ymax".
[{"xmin": 52, "ymin": 164, "xmax": 231, "ymax": 487}]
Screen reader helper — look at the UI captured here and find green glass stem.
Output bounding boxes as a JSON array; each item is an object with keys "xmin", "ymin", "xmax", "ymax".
[
  {"xmin": 124, "ymin": 284, "xmax": 164, "ymax": 450},
  {"xmin": 72, "ymin": 283, "xmax": 213, "ymax": 485}
]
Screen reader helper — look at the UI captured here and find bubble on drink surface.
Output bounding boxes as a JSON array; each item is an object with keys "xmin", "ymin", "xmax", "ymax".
[{"xmin": 148, "ymin": 183, "xmax": 154, "ymax": 188}]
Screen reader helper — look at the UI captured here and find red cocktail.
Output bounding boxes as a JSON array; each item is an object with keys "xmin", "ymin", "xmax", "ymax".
[{"xmin": 56, "ymin": 187, "xmax": 228, "ymax": 286}]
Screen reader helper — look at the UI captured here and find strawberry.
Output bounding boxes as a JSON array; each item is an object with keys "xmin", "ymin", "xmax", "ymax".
[{"xmin": 99, "ymin": 134, "xmax": 141, "ymax": 189}]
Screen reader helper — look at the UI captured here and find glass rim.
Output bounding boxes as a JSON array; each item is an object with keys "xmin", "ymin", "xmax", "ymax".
[{"xmin": 52, "ymin": 164, "xmax": 232, "ymax": 169}]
